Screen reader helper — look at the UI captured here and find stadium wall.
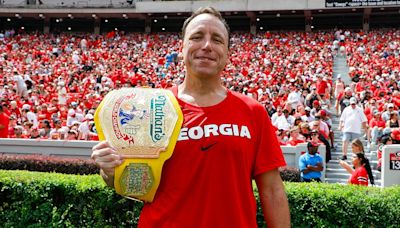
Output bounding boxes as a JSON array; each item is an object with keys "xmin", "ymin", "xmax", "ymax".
[
  {"xmin": 1, "ymin": 0, "xmax": 397, "ymax": 12},
  {"xmin": 0, "ymin": 139, "xmax": 326, "ymax": 181},
  {"xmin": 2, "ymin": 139, "xmax": 400, "ymax": 186}
]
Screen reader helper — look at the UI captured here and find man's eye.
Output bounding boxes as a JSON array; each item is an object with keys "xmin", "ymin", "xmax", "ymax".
[{"xmin": 213, "ymin": 38, "xmax": 223, "ymax": 43}]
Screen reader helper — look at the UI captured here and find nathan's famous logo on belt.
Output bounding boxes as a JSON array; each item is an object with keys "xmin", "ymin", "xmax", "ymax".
[
  {"xmin": 95, "ymin": 88, "xmax": 183, "ymax": 202},
  {"xmin": 112, "ymin": 92, "xmax": 148, "ymax": 144},
  {"xmin": 150, "ymin": 95, "xmax": 167, "ymax": 143}
]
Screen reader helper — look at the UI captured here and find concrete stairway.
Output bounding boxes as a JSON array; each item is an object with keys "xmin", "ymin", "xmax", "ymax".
[
  {"xmin": 332, "ymin": 52, "xmax": 351, "ymax": 85},
  {"xmin": 324, "ymin": 53, "xmax": 381, "ymax": 186}
]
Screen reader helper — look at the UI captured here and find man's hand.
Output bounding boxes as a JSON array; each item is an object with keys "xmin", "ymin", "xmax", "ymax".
[{"xmin": 91, "ymin": 141, "xmax": 124, "ymax": 187}]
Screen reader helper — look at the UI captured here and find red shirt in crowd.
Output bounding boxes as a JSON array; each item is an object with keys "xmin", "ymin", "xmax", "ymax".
[
  {"xmin": 0, "ymin": 112, "xmax": 10, "ymax": 138},
  {"xmin": 287, "ymin": 138, "xmax": 306, "ymax": 146},
  {"xmin": 316, "ymin": 79, "xmax": 329, "ymax": 96},
  {"xmin": 368, "ymin": 118, "xmax": 385, "ymax": 129}
]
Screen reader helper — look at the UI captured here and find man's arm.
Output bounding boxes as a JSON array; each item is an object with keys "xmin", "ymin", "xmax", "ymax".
[
  {"xmin": 338, "ymin": 120, "xmax": 343, "ymax": 131},
  {"xmin": 306, "ymin": 163, "xmax": 323, "ymax": 172},
  {"xmin": 255, "ymin": 169, "xmax": 290, "ymax": 228}
]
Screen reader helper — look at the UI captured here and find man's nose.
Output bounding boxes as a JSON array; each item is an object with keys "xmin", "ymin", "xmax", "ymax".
[{"xmin": 201, "ymin": 37, "xmax": 212, "ymax": 50}]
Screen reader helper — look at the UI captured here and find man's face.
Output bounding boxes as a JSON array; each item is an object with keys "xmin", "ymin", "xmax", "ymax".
[
  {"xmin": 308, "ymin": 145, "xmax": 318, "ymax": 154},
  {"xmin": 182, "ymin": 13, "xmax": 229, "ymax": 79}
]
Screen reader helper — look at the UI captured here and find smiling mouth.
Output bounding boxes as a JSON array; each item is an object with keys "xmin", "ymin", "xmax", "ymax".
[{"xmin": 196, "ymin": 57, "xmax": 215, "ymax": 61}]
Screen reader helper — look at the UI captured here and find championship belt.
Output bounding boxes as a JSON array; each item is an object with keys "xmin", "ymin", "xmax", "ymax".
[{"xmin": 94, "ymin": 88, "xmax": 183, "ymax": 202}]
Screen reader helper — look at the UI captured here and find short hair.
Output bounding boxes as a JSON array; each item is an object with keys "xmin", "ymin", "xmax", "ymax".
[{"xmin": 181, "ymin": 6, "xmax": 230, "ymax": 47}]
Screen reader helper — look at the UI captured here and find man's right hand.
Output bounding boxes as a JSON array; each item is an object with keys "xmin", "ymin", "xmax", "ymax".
[{"xmin": 91, "ymin": 141, "xmax": 124, "ymax": 187}]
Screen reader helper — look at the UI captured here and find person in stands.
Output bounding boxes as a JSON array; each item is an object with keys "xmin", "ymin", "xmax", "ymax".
[
  {"xmin": 0, "ymin": 104, "xmax": 10, "ymax": 138},
  {"xmin": 299, "ymin": 142, "xmax": 324, "ymax": 182},
  {"xmin": 339, "ymin": 139, "xmax": 374, "ymax": 186}
]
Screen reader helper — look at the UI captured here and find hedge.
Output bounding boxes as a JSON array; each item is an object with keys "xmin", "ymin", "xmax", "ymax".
[
  {"xmin": 0, "ymin": 154, "xmax": 99, "ymax": 175},
  {"xmin": 0, "ymin": 154, "xmax": 300, "ymax": 181},
  {"xmin": 1, "ymin": 170, "xmax": 399, "ymax": 227}
]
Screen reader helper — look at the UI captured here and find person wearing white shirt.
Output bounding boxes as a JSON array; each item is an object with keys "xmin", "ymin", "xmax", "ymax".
[
  {"xmin": 275, "ymin": 109, "xmax": 295, "ymax": 131},
  {"xmin": 78, "ymin": 113, "xmax": 94, "ymax": 140},
  {"xmin": 13, "ymin": 71, "xmax": 27, "ymax": 97},
  {"xmin": 66, "ymin": 109, "xmax": 84, "ymax": 127},
  {"xmin": 339, "ymin": 97, "xmax": 368, "ymax": 160},
  {"xmin": 286, "ymin": 86, "xmax": 302, "ymax": 110},
  {"xmin": 58, "ymin": 83, "xmax": 68, "ymax": 105},
  {"xmin": 21, "ymin": 105, "xmax": 38, "ymax": 128},
  {"xmin": 271, "ymin": 107, "xmax": 283, "ymax": 127}
]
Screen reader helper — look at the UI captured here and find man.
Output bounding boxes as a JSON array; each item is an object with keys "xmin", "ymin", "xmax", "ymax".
[
  {"xmin": 368, "ymin": 110, "xmax": 385, "ymax": 146},
  {"xmin": 299, "ymin": 142, "xmax": 324, "ymax": 182},
  {"xmin": 274, "ymin": 109, "xmax": 294, "ymax": 131},
  {"xmin": 337, "ymin": 86, "xmax": 353, "ymax": 115},
  {"xmin": 316, "ymin": 74, "xmax": 329, "ymax": 100},
  {"xmin": 302, "ymin": 106, "xmax": 314, "ymax": 122},
  {"xmin": 78, "ymin": 113, "xmax": 94, "ymax": 140},
  {"xmin": 305, "ymin": 86, "xmax": 322, "ymax": 109},
  {"xmin": 339, "ymin": 97, "xmax": 368, "ymax": 160},
  {"xmin": 287, "ymin": 126, "xmax": 306, "ymax": 146},
  {"xmin": 271, "ymin": 106, "xmax": 283, "ymax": 126},
  {"xmin": 286, "ymin": 85, "xmax": 301, "ymax": 110},
  {"xmin": 13, "ymin": 70, "xmax": 27, "ymax": 98},
  {"xmin": 333, "ymin": 74, "xmax": 345, "ymax": 101},
  {"xmin": 21, "ymin": 104, "xmax": 38, "ymax": 128},
  {"xmin": 66, "ymin": 109, "xmax": 84, "ymax": 127},
  {"xmin": 382, "ymin": 103, "xmax": 395, "ymax": 122},
  {"xmin": 0, "ymin": 104, "xmax": 10, "ymax": 138},
  {"xmin": 309, "ymin": 120, "xmax": 331, "ymax": 162},
  {"xmin": 91, "ymin": 7, "xmax": 290, "ymax": 227}
]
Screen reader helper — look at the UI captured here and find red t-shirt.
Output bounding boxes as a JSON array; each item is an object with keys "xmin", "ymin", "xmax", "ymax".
[
  {"xmin": 369, "ymin": 118, "xmax": 385, "ymax": 128},
  {"xmin": 139, "ymin": 88, "xmax": 286, "ymax": 227},
  {"xmin": 349, "ymin": 166, "xmax": 368, "ymax": 186},
  {"xmin": 316, "ymin": 80, "xmax": 328, "ymax": 96},
  {"xmin": 287, "ymin": 138, "xmax": 305, "ymax": 146},
  {"xmin": 0, "ymin": 113, "xmax": 10, "ymax": 138}
]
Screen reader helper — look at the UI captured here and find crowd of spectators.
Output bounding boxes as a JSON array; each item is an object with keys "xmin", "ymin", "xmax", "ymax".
[
  {"xmin": 0, "ymin": 30, "xmax": 335, "ymax": 142},
  {"xmin": 0, "ymin": 29, "xmax": 399, "ymax": 167},
  {"xmin": 343, "ymin": 29, "xmax": 400, "ymax": 148}
]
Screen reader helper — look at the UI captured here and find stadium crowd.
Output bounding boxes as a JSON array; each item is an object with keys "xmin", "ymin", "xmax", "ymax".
[{"xmin": 0, "ymin": 29, "xmax": 399, "ymax": 166}]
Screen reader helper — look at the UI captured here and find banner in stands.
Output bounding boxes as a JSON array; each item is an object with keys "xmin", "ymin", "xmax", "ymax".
[
  {"xmin": 389, "ymin": 152, "xmax": 400, "ymax": 170},
  {"xmin": 326, "ymin": 0, "xmax": 400, "ymax": 7}
]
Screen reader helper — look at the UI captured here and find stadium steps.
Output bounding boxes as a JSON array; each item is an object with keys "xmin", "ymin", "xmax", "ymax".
[
  {"xmin": 325, "ymin": 53, "xmax": 381, "ymax": 186},
  {"xmin": 333, "ymin": 52, "xmax": 351, "ymax": 85}
]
